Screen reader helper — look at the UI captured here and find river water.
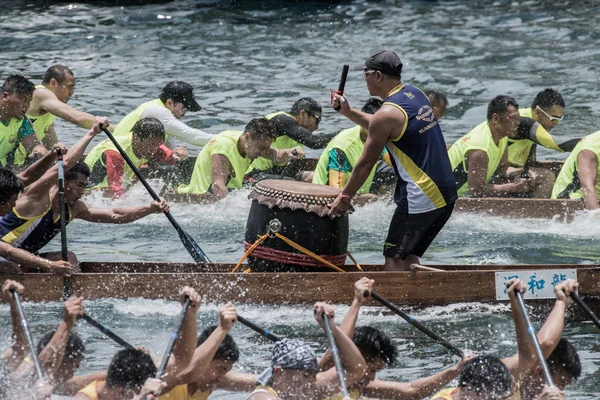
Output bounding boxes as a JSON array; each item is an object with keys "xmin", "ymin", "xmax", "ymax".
[{"xmin": 1, "ymin": 0, "xmax": 599, "ymax": 398}]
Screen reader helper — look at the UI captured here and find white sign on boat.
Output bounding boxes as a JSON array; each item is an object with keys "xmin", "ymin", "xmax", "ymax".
[{"xmin": 495, "ymin": 269, "xmax": 577, "ymax": 300}]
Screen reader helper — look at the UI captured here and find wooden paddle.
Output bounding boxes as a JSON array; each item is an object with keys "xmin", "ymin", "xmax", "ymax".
[
  {"xmin": 12, "ymin": 289, "xmax": 49, "ymax": 399},
  {"xmin": 333, "ymin": 64, "xmax": 350, "ymax": 111},
  {"xmin": 56, "ymin": 149, "xmax": 71, "ymax": 300},
  {"xmin": 101, "ymin": 128, "xmax": 211, "ymax": 264},
  {"xmin": 368, "ymin": 290, "xmax": 464, "ymax": 357},
  {"xmin": 571, "ymin": 292, "xmax": 600, "ymax": 330},
  {"xmin": 147, "ymin": 297, "xmax": 191, "ymax": 400},
  {"xmin": 81, "ymin": 313, "xmax": 136, "ymax": 350},
  {"xmin": 512, "ymin": 287, "xmax": 554, "ymax": 386},
  {"xmin": 322, "ymin": 314, "xmax": 350, "ymax": 397},
  {"xmin": 237, "ymin": 315, "xmax": 282, "ymax": 342}
]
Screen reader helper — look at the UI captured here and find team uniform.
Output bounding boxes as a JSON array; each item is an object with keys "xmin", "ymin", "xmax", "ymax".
[
  {"xmin": 382, "ymin": 84, "xmax": 457, "ymax": 259},
  {"xmin": 76, "ymin": 380, "xmax": 209, "ymax": 400},
  {"xmin": 178, "ymin": 130, "xmax": 251, "ymax": 195},
  {"xmin": 312, "ymin": 125, "xmax": 391, "ymax": 194},
  {"xmin": 0, "ymin": 116, "xmax": 35, "ymax": 167},
  {"xmin": 552, "ymin": 130, "xmax": 600, "ymax": 199}
]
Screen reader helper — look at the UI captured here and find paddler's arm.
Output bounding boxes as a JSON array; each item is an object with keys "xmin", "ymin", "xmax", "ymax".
[
  {"xmin": 577, "ymin": 150, "xmax": 599, "ymax": 210},
  {"xmin": 210, "ymin": 154, "xmax": 232, "ymax": 200},
  {"xmin": 172, "ymin": 302, "xmax": 237, "ymax": 387},
  {"xmin": 37, "ymin": 89, "xmax": 115, "ymax": 131},
  {"xmin": 271, "ymin": 114, "xmax": 335, "ymax": 149},
  {"xmin": 1, "ymin": 280, "xmax": 27, "ymax": 371},
  {"xmin": 467, "ymin": 150, "xmax": 532, "ymax": 197},
  {"xmin": 314, "ymin": 302, "xmax": 367, "ymax": 397},
  {"xmin": 41, "ymin": 124, "xmax": 59, "ymax": 148},
  {"xmin": 17, "ymin": 143, "xmax": 66, "ymax": 187},
  {"xmin": 161, "ymin": 287, "xmax": 201, "ymax": 389},
  {"xmin": 503, "ymin": 279, "xmax": 532, "ymax": 383},
  {"xmin": 259, "ymin": 145, "xmax": 304, "ymax": 165},
  {"xmin": 23, "ymin": 117, "xmax": 109, "ymax": 201},
  {"xmin": 0, "ymin": 242, "xmax": 72, "ymax": 275},
  {"xmin": 73, "ymin": 198, "xmax": 170, "ymax": 224},
  {"xmin": 332, "ymin": 93, "xmax": 373, "ymax": 131}
]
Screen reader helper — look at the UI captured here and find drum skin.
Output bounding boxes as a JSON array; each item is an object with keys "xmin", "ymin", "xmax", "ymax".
[{"xmin": 245, "ymin": 180, "xmax": 349, "ymax": 272}]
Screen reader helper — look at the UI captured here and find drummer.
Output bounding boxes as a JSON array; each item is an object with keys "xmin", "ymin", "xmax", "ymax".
[
  {"xmin": 312, "ymin": 98, "xmax": 392, "ymax": 197},
  {"xmin": 177, "ymin": 118, "xmax": 303, "ymax": 201},
  {"xmin": 246, "ymin": 98, "xmax": 336, "ymax": 180}
]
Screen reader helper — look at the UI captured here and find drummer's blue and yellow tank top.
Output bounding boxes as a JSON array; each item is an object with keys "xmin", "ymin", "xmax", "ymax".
[
  {"xmin": 384, "ymin": 84, "xmax": 457, "ymax": 213},
  {"xmin": 0, "ymin": 198, "xmax": 72, "ymax": 254}
]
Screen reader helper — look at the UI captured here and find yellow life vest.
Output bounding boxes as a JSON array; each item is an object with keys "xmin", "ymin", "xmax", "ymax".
[
  {"xmin": 178, "ymin": 130, "xmax": 251, "ymax": 195},
  {"xmin": 326, "ymin": 387, "xmax": 362, "ymax": 400},
  {"xmin": 431, "ymin": 387, "xmax": 458, "ymax": 400},
  {"xmin": 0, "ymin": 117, "xmax": 33, "ymax": 167},
  {"xmin": 248, "ymin": 111, "xmax": 303, "ymax": 172},
  {"xmin": 448, "ymin": 121, "xmax": 508, "ymax": 196},
  {"xmin": 248, "ymin": 385, "xmax": 280, "ymax": 399},
  {"xmin": 312, "ymin": 125, "xmax": 376, "ymax": 195},
  {"xmin": 113, "ymin": 98, "xmax": 166, "ymax": 137},
  {"xmin": 552, "ymin": 131, "xmax": 600, "ymax": 199},
  {"xmin": 84, "ymin": 134, "xmax": 147, "ymax": 190},
  {"xmin": 76, "ymin": 379, "xmax": 103, "ymax": 400}
]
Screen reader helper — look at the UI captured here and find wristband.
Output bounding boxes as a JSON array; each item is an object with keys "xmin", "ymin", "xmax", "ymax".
[{"xmin": 340, "ymin": 193, "xmax": 352, "ymax": 203}]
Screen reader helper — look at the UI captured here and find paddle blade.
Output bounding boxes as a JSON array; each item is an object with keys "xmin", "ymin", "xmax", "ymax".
[{"xmin": 178, "ymin": 230, "xmax": 211, "ymax": 264}]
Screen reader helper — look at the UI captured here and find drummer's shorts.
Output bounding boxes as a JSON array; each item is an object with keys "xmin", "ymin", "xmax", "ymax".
[{"xmin": 383, "ymin": 202, "xmax": 455, "ymax": 260}]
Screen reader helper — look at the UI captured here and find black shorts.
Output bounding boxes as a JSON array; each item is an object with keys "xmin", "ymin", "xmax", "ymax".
[{"xmin": 383, "ymin": 202, "xmax": 455, "ymax": 260}]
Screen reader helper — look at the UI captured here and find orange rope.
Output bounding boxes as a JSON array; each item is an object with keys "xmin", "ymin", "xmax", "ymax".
[{"xmin": 232, "ymin": 233, "xmax": 269, "ymax": 272}]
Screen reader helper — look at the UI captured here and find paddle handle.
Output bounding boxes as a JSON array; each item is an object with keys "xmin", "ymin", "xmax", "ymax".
[
  {"xmin": 101, "ymin": 128, "xmax": 211, "ymax": 263},
  {"xmin": 238, "ymin": 315, "xmax": 281, "ymax": 342},
  {"xmin": 369, "ymin": 290, "xmax": 464, "ymax": 357},
  {"xmin": 81, "ymin": 313, "xmax": 136, "ymax": 350},
  {"xmin": 12, "ymin": 290, "xmax": 44, "ymax": 381},
  {"xmin": 514, "ymin": 290, "xmax": 554, "ymax": 386},
  {"xmin": 147, "ymin": 298, "xmax": 191, "ymax": 400},
  {"xmin": 323, "ymin": 314, "xmax": 350, "ymax": 397},
  {"xmin": 333, "ymin": 64, "xmax": 350, "ymax": 111},
  {"xmin": 56, "ymin": 149, "xmax": 71, "ymax": 300},
  {"xmin": 571, "ymin": 292, "xmax": 600, "ymax": 330}
]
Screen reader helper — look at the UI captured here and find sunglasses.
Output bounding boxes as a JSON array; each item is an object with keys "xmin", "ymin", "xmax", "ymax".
[
  {"xmin": 306, "ymin": 111, "xmax": 321, "ymax": 123},
  {"xmin": 363, "ymin": 69, "xmax": 378, "ymax": 77},
  {"xmin": 536, "ymin": 105, "xmax": 563, "ymax": 122}
]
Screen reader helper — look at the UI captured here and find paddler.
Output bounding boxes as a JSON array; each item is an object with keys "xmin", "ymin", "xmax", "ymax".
[
  {"xmin": 448, "ymin": 95, "xmax": 553, "ymax": 198},
  {"xmin": 551, "ymin": 130, "xmax": 600, "ymax": 211},
  {"xmin": 0, "ymin": 117, "xmax": 169, "ymax": 272},
  {"xmin": 246, "ymin": 303, "xmax": 367, "ymax": 400},
  {"xmin": 312, "ymin": 98, "xmax": 392, "ymax": 197},
  {"xmin": 424, "ymin": 89, "xmax": 448, "ymax": 121},
  {"xmin": 329, "ymin": 50, "xmax": 458, "ymax": 271},
  {"xmin": 0, "ymin": 75, "xmax": 47, "ymax": 169},
  {"xmin": 320, "ymin": 278, "xmax": 473, "ymax": 400},
  {"xmin": 85, "ymin": 117, "xmax": 174, "ymax": 198},
  {"xmin": 246, "ymin": 97, "xmax": 335, "ymax": 180},
  {"xmin": 112, "ymin": 81, "xmax": 210, "ymax": 162},
  {"xmin": 14, "ymin": 65, "xmax": 115, "ymax": 165},
  {"xmin": 75, "ymin": 287, "xmax": 201, "ymax": 400},
  {"xmin": 177, "ymin": 118, "xmax": 303, "ymax": 201}
]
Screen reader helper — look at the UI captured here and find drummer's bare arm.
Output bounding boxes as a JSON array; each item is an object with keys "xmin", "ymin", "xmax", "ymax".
[
  {"xmin": 17, "ymin": 143, "xmax": 67, "ymax": 187},
  {"xmin": 210, "ymin": 154, "xmax": 232, "ymax": 200},
  {"xmin": 577, "ymin": 150, "xmax": 599, "ymax": 210},
  {"xmin": 73, "ymin": 198, "xmax": 170, "ymax": 223},
  {"xmin": 332, "ymin": 93, "xmax": 372, "ymax": 130},
  {"xmin": 467, "ymin": 150, "xmax": 533, "ymax": 197}
]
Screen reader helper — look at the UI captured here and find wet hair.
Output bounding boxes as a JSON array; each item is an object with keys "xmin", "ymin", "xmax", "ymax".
[
  {"xmin": 458, "ymin": 355, "xmax": 512, "ymax": 398},
  {"xmin": 424, "ymin": 89, "xmax": 449, "ymax": 107},
  {"xmin": 0, "ymin": 168, "xmax": 24, "ymax": 205},
  {"xmin": 132, "ymin": 117, "xmax": 165, "ymax": 141},
  {"xmin": 361, "ymin": 98, "xmax": 384, "ymax": 115},
  {"xmin": 41, "ymin": 65, "xmax": 74, "ymax": 85},
  {"xmin": 547, "ymin": 338, "xmax": 581, "ymax": 381},
  {"xmin": 290, "ymin": 97, "xmax": 322, "ymax": 117},
  {"xmin": 245, "ymin": 117, "xmax": 278, "ymax": 141},
  {"xmin": 2, "ymin": 74, "xmax": 35, "ymax": 96},
  {"xmin": 66, "ymin": 160, "xmax": 91, "ymax": 180},
  {"xmin": 531, "ymin": 88, "xmax": 565, "ymax": 111},
  {"xmin": 486, "ymin": 95, "xmax": 519, "ymax": 121},
  {"xmin": 197, "ymin": 325, "xmax": 240, "ymax": 363},
  {"xmin": 352, "ymin": 326, "xmax": 397, "ymax": 366},
  {"xmin": 36, "ymin": 330, "xmax": 85, "ymax": 362},
  {"xmin": 106, "ymin": 349, "xmax": 157, "ymax": 390}
]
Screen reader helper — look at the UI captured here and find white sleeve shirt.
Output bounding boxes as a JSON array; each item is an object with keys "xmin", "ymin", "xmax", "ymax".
[{"xmin": 141, "ymin": 105, "xmax": 212, "ymax": 146}]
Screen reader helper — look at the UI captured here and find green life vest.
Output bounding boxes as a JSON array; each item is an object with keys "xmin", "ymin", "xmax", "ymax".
[
  {"xmin": 248, "ymin": 111, "xmax": 303, "ymax": 172},
  {"xmin": 177, "ymin": 130, "xmax": 251, "ymax": 195},
  {"xmin": 0, "ymin": 117, "xmax": 32, "ymax": 167},
  {"xmin": 507, "ymin": 107, "xmax": 533, "ymax": 167},
  {"xmin": 448, "ymin": 121, "xmax": 508, "ymax": 196},
  {"xmin": 551, "ymin": 131, "xmax": 600, "ymax": 199},
  {"xmin": 14, "ymin": 85, "xmax": 57, "ymax": 165},
  {"xmin": 312, "ymin": 125, "xmax": 375, "ymax": 194},
  {"xmin": 84, "ymin": 134, "xmax": 147, "ymax": 190},
  {"xmin": 113, "ymin": 98, "xmax": 165, "ymax": 137}
]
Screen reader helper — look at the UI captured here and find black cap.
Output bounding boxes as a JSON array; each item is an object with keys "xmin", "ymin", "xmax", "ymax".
[
  {"xmin": 160, "ymin": 81, "xmax": 201, "ymax": 112},
  {"xmin": 354, "ymin": 50, "xmax": 403, "ymax": 76}
]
